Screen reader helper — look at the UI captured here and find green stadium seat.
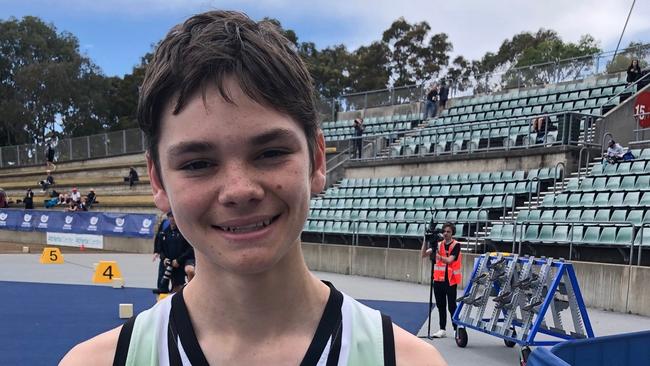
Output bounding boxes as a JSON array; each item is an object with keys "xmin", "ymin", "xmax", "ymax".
[
  {"xmin": 603, "ymin": 163, "xmax": 618, "ymax": 175},
  {"xmin": 540, "ymin": 210, "xmax": 554, "ymax": 221},
  {"xmin": 569, "ymin": 225, "xmax": 584, "ymax": 242},
  {"xmin": 567, "ymin": 209, "xmax": 581, "ymax": 222},
  {"xmin": 623, "ymin": 192, "xmax": 640, "ymax": 206},
  {"xmin": 627, "ymin": 210, "xmax": 643, "ymax": 225},
  {"xmin": 594, "ymin": 193, "xmax": 610, "ymax": 206},
  {"xmin": 566, "ymin": 178, "xmax": 579, "ymax": 191},
  {"xmin": 553, "ymin": 209, "xmax": 568, "ymax": 221},
  {"xmin": 567, "ymin": 193, "xmax": 582, "ymax": 207},
  {"xmin": 554, "ymin": 225, "xmax": 569, "ymax": 242},
  {"xmin": 581, "ymin": 209, "xmax": 596, "ymax": 222},
  {"xmin": 488, "ymin": 224, "xmax": 503, "ymax": 240},
  {"xmin": 580, "ymin": 178, "xmax": 595, "ymax": 190},
  {"xmin": 631, "ymin": 161, "xmax": 646, "ymax": 174},
  {"xmin": 609, "ymin": 192, "xmax": 625, "ymax": 206},
  {"xmin": 598, "ymin": 227, "xmax": 617, "ymax": 245},
  {"xmin": 502, "ymin": 224, "xmax": 515, "ymax": 242},
  {"xmin": 538, "ymin": 225, "xmax": 555, "ymax": 242},
  {"xmin": 595, "ymin": 209, "xmax": 610, "ymax": 222},
  {"xmin": 524, "ymin": 224, "xmax": 540, "ymax": 241},
  {"xmin": 581, "ymin": 226, "xmax": 600, "ymax": 244},
  {"xmin": 580, "ymin": 193, "xmax": 595, "ymax": 206},
  {"xmin": 611, "ymin": 209, "xmax": 627, "ymax": 223},
  {"xmin": 621, "ymin": 176, "xmax": 637, "ymax": 191},
  {"xmin": 636, "ymin": 176, "xmax": 650, "ymax": 190},
  {"xmin": 528, "ymin": 209, "xmax": 542, "ymax": 221}
]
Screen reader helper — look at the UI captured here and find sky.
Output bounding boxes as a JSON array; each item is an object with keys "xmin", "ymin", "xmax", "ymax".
[{"xmin": 1, "ymin": 0, "xmax": 649, "ymax": 78}]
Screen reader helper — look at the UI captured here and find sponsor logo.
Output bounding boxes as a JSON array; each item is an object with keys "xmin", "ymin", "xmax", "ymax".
[
  {"xmin": 65, "ymin": 216, "xmax": 74, "ymax": 224},
  {"xmin": 142, "ymin": 219, "xmax": 152, "ymax": 228},
  {"xmin": 116, "ymin": 218, "xmax": 125, "ymax": 227},
  {"xmin": 24, "ymin": 214, "xmax": 32, "ymax": 222},
  {"xmin": 90, "ymin": 217, "xmax": 99, "ymax": 225},
  {"xmin": 40, "ymin": 215, "xmax": 49, "ymax": 223},
  {"xmin": 0, "ymin": 213, "xmax": 7, "ymax": 221}
]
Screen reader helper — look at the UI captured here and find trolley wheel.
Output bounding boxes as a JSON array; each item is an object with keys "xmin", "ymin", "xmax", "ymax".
[
  {"xmin": 504, "ymin": 328, "xmax": 517, "ymax": 348},
  {"xmin": 519, "ymin": 346, "xmax": 531, "ymax": 366},
  {"xmin": 455, "ymin": 327, "xmax": 468, "ymax": 348}
]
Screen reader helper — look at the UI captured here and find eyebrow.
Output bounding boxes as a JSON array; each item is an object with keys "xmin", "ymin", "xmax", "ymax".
[{"xmin": 165, "ymin": 128, "xmax": 301, "ymax": 157}]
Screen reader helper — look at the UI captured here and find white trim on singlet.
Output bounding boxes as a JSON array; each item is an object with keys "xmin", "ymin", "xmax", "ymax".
[{"xmin": 123, "ymin": 288, "xmax": 386, "ymax": 365}]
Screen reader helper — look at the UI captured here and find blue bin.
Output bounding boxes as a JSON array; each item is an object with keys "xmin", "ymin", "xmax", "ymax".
[{"xmin": 528, "ymin": 330, "xmax": 650, "ymax": 366}]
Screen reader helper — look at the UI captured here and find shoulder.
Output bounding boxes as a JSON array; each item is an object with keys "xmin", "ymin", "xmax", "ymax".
[
  {"xmin": 59, "ymin": 325, "xmax": 121, "ymax": 366},
  {"xmin": 393, "ymin": 324, "xmax": 447, "ymax": 366}
]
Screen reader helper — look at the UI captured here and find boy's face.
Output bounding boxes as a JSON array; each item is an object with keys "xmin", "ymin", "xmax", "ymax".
[{"xmin": 148, "ymin": 79, "xmax": 325, "ymax": 275}]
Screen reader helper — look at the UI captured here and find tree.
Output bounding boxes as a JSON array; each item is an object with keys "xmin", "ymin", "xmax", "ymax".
[
  {"xmin": 348, "ymin": 41, "xmax": 390, "ymax": 93},
  {"xmin": 0, "ymin": 16, "xmax": 108, "ymax": 144},
  {"xmin": 606, "ymin": 41, "xmax": 650, "ymax": 73},
  {"xmin": 381, "ymin": 18, "xmax": 453, "ymax": 87},
  {"xmin": 300, "ymin": 43, "xmax": 351, "ymax": 99}
]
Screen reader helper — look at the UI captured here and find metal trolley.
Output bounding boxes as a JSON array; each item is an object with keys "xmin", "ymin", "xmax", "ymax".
[{"xmin": 452, "ymin": 253, "xmax": 594, "ymax": 365}]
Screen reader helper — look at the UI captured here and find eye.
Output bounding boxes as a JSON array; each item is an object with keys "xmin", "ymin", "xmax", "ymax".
[
  {"xmin": 181, "ymin": 160, "xmax": 213, "ymax": 171},
  {"xmin": 258, "ymin": 149, "xmax": 290, "ymax": 159}
]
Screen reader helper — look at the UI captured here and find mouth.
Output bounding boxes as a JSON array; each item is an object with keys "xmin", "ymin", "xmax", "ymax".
[{"xmin": 214, "ymin": 214, "xmax": 281, "ymax": 234}]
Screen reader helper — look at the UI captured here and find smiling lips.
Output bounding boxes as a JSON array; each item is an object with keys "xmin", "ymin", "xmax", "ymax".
[{"xmin": 215, "ymin": 215, "xmax": 279, "ymax": 234}]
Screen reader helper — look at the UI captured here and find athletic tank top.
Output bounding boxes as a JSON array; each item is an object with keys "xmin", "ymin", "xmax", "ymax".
[{"xmin": 112, "ymin": 282, "xmax": 396, "ymax": 366}]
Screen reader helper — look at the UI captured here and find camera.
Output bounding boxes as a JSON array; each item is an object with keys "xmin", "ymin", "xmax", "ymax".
[
  {"xmin": 425, "ymin": 220, "xmax": 443, "ymax": 243},
  {"xmin": 158, "ymin": 258, "xmax": 174, "ymax": 293}
]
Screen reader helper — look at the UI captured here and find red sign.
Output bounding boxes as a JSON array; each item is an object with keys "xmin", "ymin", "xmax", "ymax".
[{"xmin": 635, "ymin": 91, "xmax": 650, "ymax": 128}]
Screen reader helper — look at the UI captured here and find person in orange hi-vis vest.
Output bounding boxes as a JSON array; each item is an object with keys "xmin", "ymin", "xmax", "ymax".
[{"xmin": 421, "ymin": 222, "xmax": 462, "ymax": 338}]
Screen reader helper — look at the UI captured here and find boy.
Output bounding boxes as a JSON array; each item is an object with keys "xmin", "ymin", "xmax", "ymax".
[{"xmin": 61, "ymin": 10, "xmax": 446, "ymax": 365}]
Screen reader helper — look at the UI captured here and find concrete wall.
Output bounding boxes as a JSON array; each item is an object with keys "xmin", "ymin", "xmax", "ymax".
[
  {"xmin": 302, "ymin": 242, "xmax": 650, "ymax": 316},
  {"xmin": 345, "ymin": 149, "xmax": 577, "ymax": 179}
]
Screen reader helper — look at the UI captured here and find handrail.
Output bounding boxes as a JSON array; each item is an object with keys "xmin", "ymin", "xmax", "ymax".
[
  {"xmin": 577, "ymin": 147, "xmax": 591, "ymax": 181},
  {"xmin": 553, "ymin": 162, "xmax": 565, "ymax": 194},
  {"xmin": 599, "ymin": 72, "xmax": 650, "ymax": 115},
  {"xmin": 600, "ymin": 131, "xmax": 614, "ymax": 159}
]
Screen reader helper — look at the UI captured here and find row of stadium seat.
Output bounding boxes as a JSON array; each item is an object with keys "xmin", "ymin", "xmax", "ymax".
[
  {"xmin": 337, "ymin": 168, "xmax": 557, "ymax": 188},
  {"xmin": 450, "ymin": 74, "xmax": 626, "ymax": 108},
  {"xmin": 314, "ymin": 195, "xmax": 514, "ymax": 210},
  {"xmin": 489, "ymin": 223, "xmax": 649, "ymax": 247},
  {"xmin": 565, "ymin": 176, "xmax": 650, "ymax": 192},
  {"xmin": 539, "ymin": 191, "xmax": 650, "ymax": 208},
  {"xmin": 308, "ymin": 209, "xmax": 489, "ymax": 222},
  {"xmin": 321, "ymin": 113, "xmax": 423, "ymax": 129},
  {"xmin": 325, "ymin": 183, "xmax": 536, "ymax": 198},
  {"xmin": 517, "ymin": 208, "xmax": 650, "ymax": 225}
]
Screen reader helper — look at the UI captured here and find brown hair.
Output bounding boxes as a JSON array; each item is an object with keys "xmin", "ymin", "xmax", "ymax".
[
  {"xmin": 442, "ymin": 222, "xmax": 456, "ymax": 235},
  {"xmin": 138, "ymin": 10, "xmax": 319, "ymax": 177}
]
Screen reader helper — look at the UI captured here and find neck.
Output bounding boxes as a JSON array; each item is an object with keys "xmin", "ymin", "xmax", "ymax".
[{"xmin": 182, "ymin": 242, "xmax": 329, "ymax": 341}]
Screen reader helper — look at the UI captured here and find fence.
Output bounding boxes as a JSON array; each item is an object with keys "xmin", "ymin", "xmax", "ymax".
[{"xmin": 0, "ymin": 129, "xmax": 145, "ymax": 169}]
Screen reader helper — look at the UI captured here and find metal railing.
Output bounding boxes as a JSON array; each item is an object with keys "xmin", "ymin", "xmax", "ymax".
[{"xmin": 0, "ymin": 129, "xmax": 146, "ymax": 169}]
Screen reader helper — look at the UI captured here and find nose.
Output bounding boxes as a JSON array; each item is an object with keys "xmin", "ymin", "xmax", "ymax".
[{"xmin": 217, "ymin": 162, "xmax": 264, "ymax": 207}]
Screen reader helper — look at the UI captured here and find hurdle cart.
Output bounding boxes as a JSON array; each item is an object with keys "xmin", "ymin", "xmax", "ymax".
[{"xmin": 452, "ymin": 253, "xmax": 594, "ymax": 366}]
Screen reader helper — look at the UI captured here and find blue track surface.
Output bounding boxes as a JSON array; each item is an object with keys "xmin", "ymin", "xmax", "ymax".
[{"xmin": 1, "ymin": 281, "xmax": 429, "ymax": 365}]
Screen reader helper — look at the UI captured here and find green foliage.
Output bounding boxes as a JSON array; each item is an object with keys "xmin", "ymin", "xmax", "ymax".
[
  {"xmin": 382, "ymin": 17, "xmax": 452, "ymax": 87},
  {"xmin": 0, "ymin": 16, "xmax": 110, "ymax": 143},
  {"xmin": 606, "ymin": 42, "xmax": 650, "ymax": 73}
]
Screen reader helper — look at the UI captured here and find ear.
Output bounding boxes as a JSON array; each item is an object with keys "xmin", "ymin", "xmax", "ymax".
[
  {"xmin": 146, "ymin": 151, "xmax": 171, "ymax": 214},
  {"xmin": 310, "ymin": 131, "xmax": 326, "ymax": 195}
]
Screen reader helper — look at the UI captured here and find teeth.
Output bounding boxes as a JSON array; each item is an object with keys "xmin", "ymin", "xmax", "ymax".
[{"xmin": 220, "ymin": 218, "xmax": 273, "ymax": 233}]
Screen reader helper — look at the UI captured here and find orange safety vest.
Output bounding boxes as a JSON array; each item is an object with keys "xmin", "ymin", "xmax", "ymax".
[{"xmin": 433, "ymin": 239, "xmax": 462, "ymax": 286}]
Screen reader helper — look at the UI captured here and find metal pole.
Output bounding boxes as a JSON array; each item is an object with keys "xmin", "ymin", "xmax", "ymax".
[
  {"xmin": 123, "ymin": 130, "xmax": 127, "ymax": 155},
  {"xmin": 104, "ymin": 133, "xmax": 109, "ymax": 157},
  {"xmin": 86, "ymin": 136, "xmax": 91, "ymax": 159}
]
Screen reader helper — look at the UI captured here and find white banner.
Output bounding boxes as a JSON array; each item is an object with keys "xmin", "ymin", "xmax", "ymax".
[{"xmin": 46, "ymin": 232, "xmax": 104, "ymax": 249}]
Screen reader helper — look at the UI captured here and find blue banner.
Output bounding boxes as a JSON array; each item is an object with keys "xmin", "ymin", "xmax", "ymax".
[
  {"xmin": 0, "ymin": 209, "xmax": 157, "ymax": 238},
  {"xmin": 0, "ymin": 209, "xmax": 20, "ymax": 230}
]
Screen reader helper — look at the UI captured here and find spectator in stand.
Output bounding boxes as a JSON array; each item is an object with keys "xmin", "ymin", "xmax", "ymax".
[
  {"xmin": 78, "ymin": 197, "xmax": 89, "ymax": 211},
  {"xmin": 86, "ymin": 189, "xmax": 97, "ymax": 208},
  {"xmin": 125, "ymin": 167, "xmax": 139, "ymax": 188},
  {"xmin": 39, "ymin": 170, "xmax": 55, "ymax": 192},
  {"xmin": 605, "ymin": 140, "xmax": 625, "ymax": 164},
  {"xmin": 425, "ymin": 83, "xmax": 439, "ymax": 119},
  {"xmin": 45, "ymin": 140, "xmax": 56, "ymax": 171},
  {"xmin": 45, "ymin": 196, "xmax": 59, "ymax": 209},
  {"xmin": 24, "ymin": 188, "xmax": 34, "ymax": 209},
  {"xmin": 530, "ymin": 116, "xmax": 549, "ymax": 143},
  {"xmin": 57, "ymin": 194, "xmax": 67, "ymax": 206},
  {"xmin": 0, "ymin": 189, "xmax": 8, "ymax": 208},
  {"xmin": 627, "ymin": 59, "xmax": 642, "ymax": 85},
  {"xmin": 70, "ymin": 187, "xmax": 81, "ymax": 203},
  {"xmin": 352, "ymin": 117, "xmax": 365, "ymax": 159},
  {"xmin": 65, "ymin": 200, "xmax": 78, "ymax": 212},
  {"xmin": 438, "ymin": 81, "xmax": 449, "ymax": 115}
]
